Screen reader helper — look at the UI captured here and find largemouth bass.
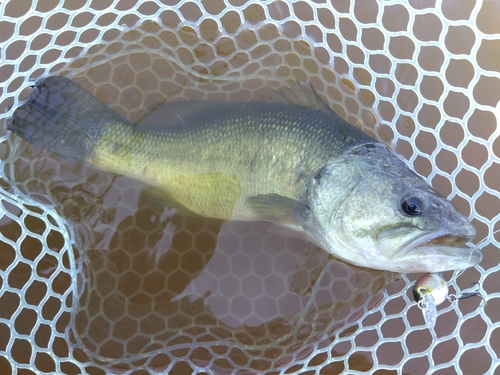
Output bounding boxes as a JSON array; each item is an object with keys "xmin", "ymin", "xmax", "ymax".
[{"xmin": 8, "ymin": 76, "xmax": 481, "ymax": 273}]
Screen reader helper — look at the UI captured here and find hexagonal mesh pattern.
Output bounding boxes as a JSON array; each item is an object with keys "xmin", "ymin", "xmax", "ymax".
[{"xmin": 0, "ymin": 0, "xmax": 499, "ymax": 374}]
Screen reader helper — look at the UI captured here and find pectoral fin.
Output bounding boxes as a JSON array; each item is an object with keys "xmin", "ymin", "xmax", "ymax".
[{"xmin": 247, "ymin": 194, "xmax": 308, "ymax": 230}]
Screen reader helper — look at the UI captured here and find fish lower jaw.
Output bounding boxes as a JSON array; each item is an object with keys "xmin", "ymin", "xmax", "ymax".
[
  {"xmin": 395, "ymin": 230, "xmax": 475, "ymax": 260},
  {"xmin": 392, "ymin": 242, "xmax": 482, "ymax": 273},
  {"xmin": 357, "ymin": 235, "xmax": 480, "ymax": 273}
]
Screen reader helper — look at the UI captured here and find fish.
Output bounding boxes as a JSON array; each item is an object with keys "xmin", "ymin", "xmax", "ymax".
[{"xmin": 7, "ymin": 75, "xmax": 482, "ymax": 273}]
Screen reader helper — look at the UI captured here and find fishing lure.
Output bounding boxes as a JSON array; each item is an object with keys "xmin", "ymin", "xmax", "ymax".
[{"xmin": 413, "ymin": 272, "xmax": 484, "ymax": 329}]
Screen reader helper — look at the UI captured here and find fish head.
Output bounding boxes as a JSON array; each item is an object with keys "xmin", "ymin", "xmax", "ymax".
[{"xmin": 306, "ymin": 144, "xmax": 480, "ymax": 273}]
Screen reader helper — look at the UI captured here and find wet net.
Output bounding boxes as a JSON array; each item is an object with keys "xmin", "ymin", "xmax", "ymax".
[{"xmin": 0, "ymin": 0, "xmax": 499, "ymax": 374}]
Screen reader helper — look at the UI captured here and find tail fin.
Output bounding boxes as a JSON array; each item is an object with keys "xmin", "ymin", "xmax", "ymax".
[{"xmin": 8, "ymin": 76, "xmax": 127, "ymax": 163}]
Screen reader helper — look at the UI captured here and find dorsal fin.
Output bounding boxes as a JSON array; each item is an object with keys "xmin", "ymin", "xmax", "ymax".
[
  {"xmin": 280, "ymin": 82, "xmax": 350, "ymax": 138},
  {"xmin": 138, "ymin": 100, "xmax": 239, "ymax": 128}
]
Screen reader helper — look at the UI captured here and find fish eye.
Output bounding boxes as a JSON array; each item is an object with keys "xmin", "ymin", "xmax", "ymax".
[
  {"xmin": 419, "ymin": 287, "xmax": 428, "ymax": 295},
  {"xmin": 401, "ymin": 196, "xmax": 423, "ymax": 216}
]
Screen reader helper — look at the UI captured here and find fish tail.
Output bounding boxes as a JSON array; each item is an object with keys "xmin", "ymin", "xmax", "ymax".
[{"xmin": 8, "ymin": 76, "xmax": 126, "ymax": 163}]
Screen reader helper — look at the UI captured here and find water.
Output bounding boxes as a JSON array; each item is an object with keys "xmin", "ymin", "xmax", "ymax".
[
  {"xmin": 6, "ymin": 119, "xmax": 392, "ymax": 372},
  {"xmin": 6, "ymin": 8, "xmax": 500, "ymax": 373},
  {"xmin": 1, "ymin": 20, "xmax": 395, "ymax": 373}
]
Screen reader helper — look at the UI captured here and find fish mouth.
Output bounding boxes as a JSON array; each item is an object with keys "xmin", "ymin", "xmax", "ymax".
[
  {"xmin": 394, "ymin": 229, "xmax": 482, "ymax": 272},
  {"xmin": 396, "ymin": 226, "xmax": 475, "ymax": 254},
  {"xmin": 416, "ymin": 234, "xmax": 469, "ymax": 248}
]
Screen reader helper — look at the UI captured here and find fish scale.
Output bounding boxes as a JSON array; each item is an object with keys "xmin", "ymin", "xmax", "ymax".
[{"xmin": 88, "ymin": 98, "xmax": 370, "ymax": 220}]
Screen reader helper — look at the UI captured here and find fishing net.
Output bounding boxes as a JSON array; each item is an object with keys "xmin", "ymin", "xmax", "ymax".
[{"xmin": 0, "ymin": 0, "xmax": 499, "ymax": 374}]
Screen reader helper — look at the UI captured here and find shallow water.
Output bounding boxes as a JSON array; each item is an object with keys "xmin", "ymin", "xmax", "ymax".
[
  {"xmin": 0, "ymin": 17, "xmax": 395, "ymax": 371},
  {"xmin": 2, "ymin": 4, "xmax": 498, "ymax": 372},
  {"xmin": 6, "ymin": 130, "xmax": 393, "ymax": 372}
]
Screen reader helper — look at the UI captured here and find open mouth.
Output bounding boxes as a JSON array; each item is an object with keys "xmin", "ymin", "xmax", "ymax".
[
  {"xmin": 377, "ymin": 225, "xmax": 478, "ymax": 267},
  {"xmin": 421, "ymin": 235, "xmax": 469, "ymax": 248},
  {"xmin": 396, "ymin": 230, "xmax": 475, "ymax": 258},
  {"xmin": 376, "ymin": 225, "xmax": 481, "ymax": 271},
  {"xmin": 400, "ymin": 231, "xmax": 483, "ymax": 270}
]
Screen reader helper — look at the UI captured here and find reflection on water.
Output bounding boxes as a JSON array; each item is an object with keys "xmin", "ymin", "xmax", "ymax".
[{"xmin": 9, "ymin": 135, "xmax": 393, "ymax": 373}]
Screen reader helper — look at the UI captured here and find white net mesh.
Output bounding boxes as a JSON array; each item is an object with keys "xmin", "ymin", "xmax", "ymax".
[{"xmin": 0, "ymin": 0, "xmax": 499, "ymax": 374}]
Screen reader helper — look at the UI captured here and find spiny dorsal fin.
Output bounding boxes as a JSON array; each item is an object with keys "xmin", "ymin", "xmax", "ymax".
[{"xmin": 279, "ymin": 82, "xmax": 350, "ymax": 139}]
